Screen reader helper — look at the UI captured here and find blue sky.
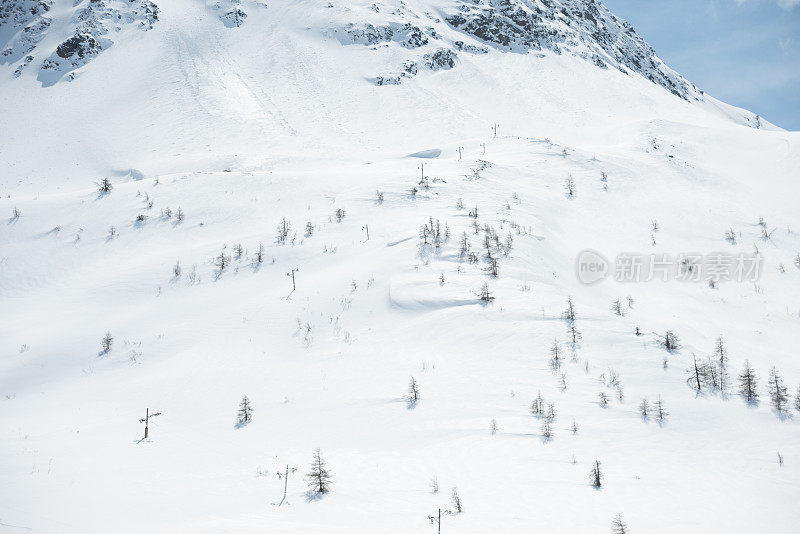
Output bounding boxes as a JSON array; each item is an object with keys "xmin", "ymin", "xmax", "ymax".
[{"xmin": 602, "ymin": 0, "xmax": 800, "ymax": 130}]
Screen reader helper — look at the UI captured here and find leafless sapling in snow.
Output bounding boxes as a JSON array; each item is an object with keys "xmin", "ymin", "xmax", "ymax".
[
  {"xmin": 450, "ymin": 487, "xmax": 463, "ymax": 513},
  {"xmin": 97, "ymin": 178, "xmax": 113, "ymax": 193},
  {"xmin": 611, "ymin": 299, "xmax": 625, "ymax": 316},
  {"xmin": 477, "ymin": 283, "xmax": 494, "ymax": 303},
  {"xmin": 562, "ymin": 297, "xmax": 576, "ymax": 322},
  {"xmin": 276, "ymin": 218, "xmax": 291, "ymax": 244},
  {"xmin": 658, "ymin": 330, "xmax": 681, "ymax": 352},
  {"xmin": 767, "ymin": 367, "xmax": 789, "ymax": 414},
  {"xmin": 173, "ymin": 261, "xmax": 181, "ymax": 278},
  {"xmin": 550, "ymin": 338, "xmax": 562, "ymax": 368},
  {"xmin": 541, "ymin": 418, "xmax": 553, "ymax": 441},
  {"xmin": 567, "ymin": 324, "xmax": 582, "ymax": 345},
  {"xmin": 738, "ymin": 360, "xmax": 759, "ymax": 403},
  {"xmin": 564, "ymin": 175, "xmax": 576, "ymax": 198},
  {"xmin": 639, "ymin": 398, "xmax": 649, "ymax": 419},
  {"xmin": 406, "ymin": 377, "xmax": 420, "ymax": 407},
  {"xmin": 653, "ymin": 395, "xmax": 667, "ymax": 423},
  {"xmin": 233, "ymin": 243, "xmax": 244, "ymax": 259},
  {"xmin": 215, "ymin": 252, "xmax": 230, "ymax": 271},
  {"xmin": 795, "ymin": 385, "xmax": 800, "ymax": 413},
  {"xmin": 590, "ymin": 460, "xmax": 602, "ymax": 488},
  {"xmin": 306, "ymin": 449, "xmax": 332, "ymax": 494},
  {"xmin": 255, "ymin": 242, "xmax": 265, "ymax": 263},
  {"xmin": 237, "ymin": 395, "xmax": 253, "ymax": 425},
  {"xmin": 687, "ymin": 354, "xmax": 704, "ymax": 392},
  {"xmin": 530, "ymin": 391, "xmax": 545, "ymax": 417},
  {"xmin": 611, "ymin": 513, "xmax": 628, "ymax": 534},
  {"xmin": 101, "ymin": 331, "xmax": 113, "ymax": 354},
  {"xmin": 714, "ymin": 336, "xmax": 727, "ymax": 365}
]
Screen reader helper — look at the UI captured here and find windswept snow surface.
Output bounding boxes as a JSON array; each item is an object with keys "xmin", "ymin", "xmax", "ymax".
[{"xmin": 1, "ymin": 1, "xmax": 799, "ymax": 533}]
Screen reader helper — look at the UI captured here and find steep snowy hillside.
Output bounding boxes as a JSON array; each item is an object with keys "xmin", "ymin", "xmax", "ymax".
[{"xmin": 1, "ymin": 1, "xmax": 799, "ymax": 533}]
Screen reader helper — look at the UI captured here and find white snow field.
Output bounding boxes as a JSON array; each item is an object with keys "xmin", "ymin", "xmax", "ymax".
[{"xmin": 1, "ymin": 0, "xmax": 799, "ymax": 532}]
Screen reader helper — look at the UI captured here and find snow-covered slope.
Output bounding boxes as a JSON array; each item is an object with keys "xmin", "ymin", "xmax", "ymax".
[{"xmin": 1, "ymin": 1, "xmax": 798, "ymax": 533}]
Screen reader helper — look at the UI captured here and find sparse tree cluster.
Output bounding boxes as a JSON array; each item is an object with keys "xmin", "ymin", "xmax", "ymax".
[
  {"xmin": 657, "ymin": 330, "xmax": 680, "ymax": 352},
  {"xmin": 419, "ymin": 216, "xmax": 449, "ymax": 248}
]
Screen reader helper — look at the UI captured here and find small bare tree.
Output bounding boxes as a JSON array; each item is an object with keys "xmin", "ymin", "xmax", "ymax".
[
  {"xmin": 306, "ymin": 449, "xmax": 332, "ymax": 494},
  {"xmin": 658, "ymin": 331, "xmax": 681, "ymax": 352},
  {"xmin": 541, "ymin": 418, "xmax": 552, "ymax": 441},
  {"xmin": 97, "ymin": 178, "xmax": 113, "ymax": 193},
  {"xmin": 276, "ymin": 218, "xmax": 291, "ymax": 244},
  {"xmin": 590, "ymin": 460, "xmax": 602, "ymax": 488},
  {"xmin": 215, "ymin": 252, "xmax": 230, "ymax": 271},
  {"xmin": 611, "ymin": 299, "xmax": 625, "ymax": 316},
  {"xmin": 639, "ymin": 398, "xmax": 649, "ymax": 418},
  {"xmin": 767, "ymin": 367, "xmax": 789, "ymax": 414},
  {"xmin": 653, "ymin": 395, "xmax": 667, "ymax": 423},
  {"xmin": 450, "ymin": 487, "xmax": 463, "ymax": 513},
  {"xmin": 794, "ymin": 385, "xmax": 800, "ymax": 413},
  {"xmin": 687, "ymin": 354, "xmax": 704, "ymax": 392},
  {"xmin": 530, "ymin": 391, "xmax": 545, "ymax": 417},
  {"xmin": 407, "ymin": 377, "xmax": 420, "ymax": 407},
  {"xmin": 101, "ymin": 331, "xmax": 113, "ymax": 354},
  {"xmin": 477, "ymin": 283, "xmax": 494, "ymax": 303},
  {"xmin": 611, "ymin": 513, "xmax": 628, "ymax": 534},
  {"xmin": 550, "ymin": 338, "xmax": 562, "ymax": 368},
  {"xmin": 738, "ymin": 360, "xmax": 759, "ymax": 403},
  {"xmin": 237, "ymin": 395, "xmax": 253, "ymax": 425},
  {"xmin": 564, "ymin": 175, "xmax": 576, "ymax": 198},
  {"xmin": 562, "ymin": 297, "xmax": 576, "ymax": 322},
  {"xmin": 714, "ymin": 336, "xmax": 727, "ymax": 365}
]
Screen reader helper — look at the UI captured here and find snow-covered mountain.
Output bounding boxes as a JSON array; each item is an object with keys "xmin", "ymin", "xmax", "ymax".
[{"xmin": 1, "ymin": 1, "xmax": 798, "ymax": 533}]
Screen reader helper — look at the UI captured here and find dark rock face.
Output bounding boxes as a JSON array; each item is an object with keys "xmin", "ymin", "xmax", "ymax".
[
  {"xmin": 0, "ymin": 0, "xmax": 158, "ymax": 85},
  {"xmin": 336, "ymin": 22, "xmax": 436, "ymax": 49},
  {"xmin": 221, "ymin": 8, "xmax": 248, "ymax": 28},
  {"xmin": 444, "ymin": 0, "xmax": 698, "ymax": 100},
  {"xmin": 454, "ymin": 40, "xmax": 489, "ymax": 54},
  {"xmin": 212, "ymin": 0, "xmax": 251, "ymax": 28},
  {"xmin": 55, "ymin": 33, "xmax": 101, "ymax": 59},
  {"xmin": 332, "ymin": 0, "xmax": 696, "ymax": 97},
  {"xmin": 424, "ymin": 48, "xmax": 457, "ymax": 70},
  {"xmin": 1, "ymin": 0, "xmax": 54, "ymax": 64}
]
